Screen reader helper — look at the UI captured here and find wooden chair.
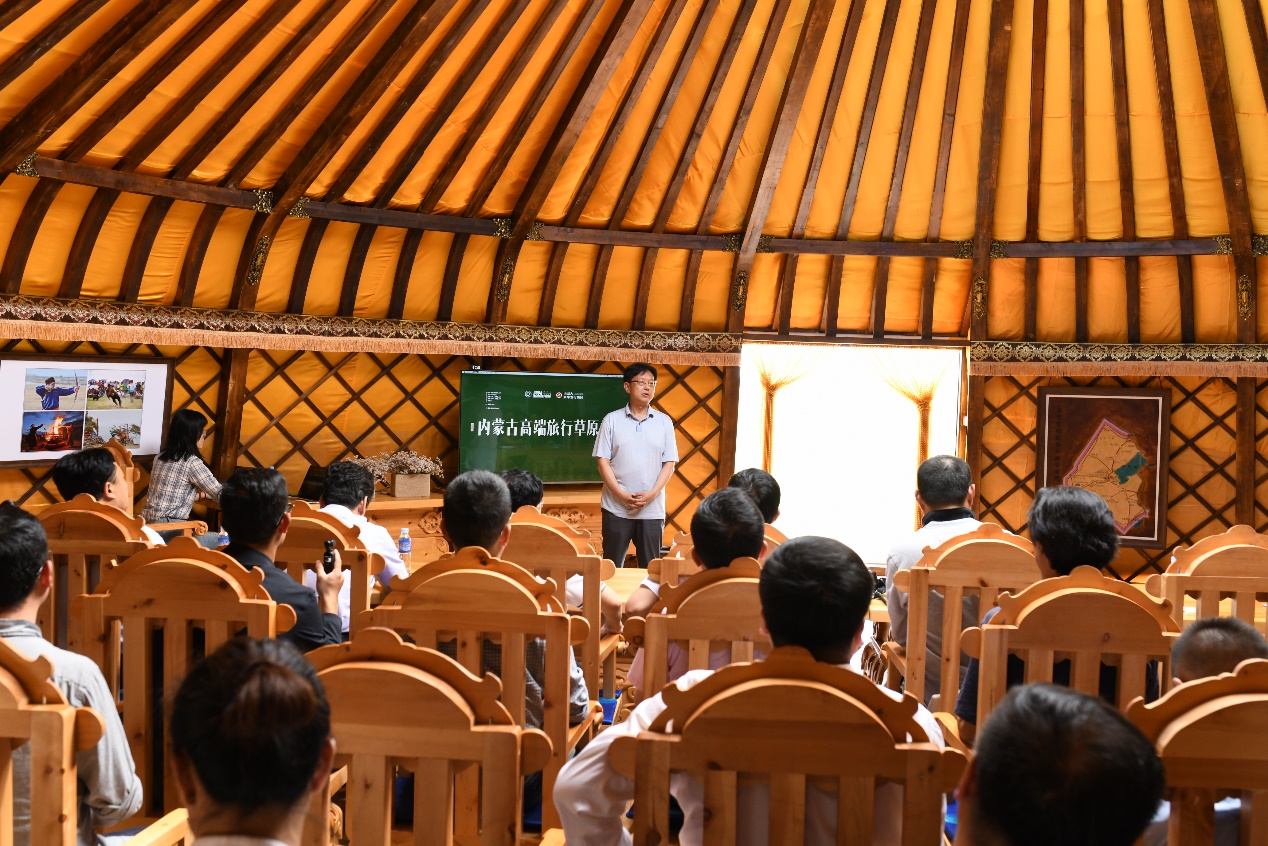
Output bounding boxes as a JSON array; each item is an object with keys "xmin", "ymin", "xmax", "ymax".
[
  {"xmin": 961, "ymin": 565, "xmax": 1181, "ymax": 729},
  {"xmin": 663, "ymin": 524, "xmax": 784, "ymax": 561},
  {"xmin": 361, "ymin": 547, "xmax": 602, "ymax": 829},
  {"xmin": 502, "ymin": 517, "xmax": 621, "ymax": 697},
  {"xmin": 104, "ymin": 439, "xmax": 206, "ymax": 539},
  {"xmin": 623, "ymin": 558, "xmax": 771, "ymax": 698},
  {"xmin": 883, "ymin": 522, "xmax": 1039, "ymax": 706},
  {"xmin": 301, "ymin": 628, "xmax": 552, "ymax": 846},
  {"xmin": 1127, "ymin": 657, "xmax": 1268, "ymax": 843},
  {"xmin": 511, "ymin": 505, "xmax": 597, "ymax": 553},
  {"xmin": 70, "ymin": 537, "xmax": 297, "ymax": 819},
  {"xmin": 606, "ymin": 646, "xmax": 966, "ymax": 845},
  {"xmin": 1146, "ymin": 524, "xmax": 1268, "ymax": 633},
  {"xmin": 274, "ymin": 500, "xmax": 382, "ymax": 635},
  {"xmin": 37, "ymin": 494, "xmax": 151, "ymax": 650}
]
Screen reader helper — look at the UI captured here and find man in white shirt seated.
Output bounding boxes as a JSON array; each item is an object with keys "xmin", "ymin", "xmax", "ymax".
[
  {"xmin": 554, "ymin": 535, "xmax": 945, "ymax": 845},
  {"xmin": 302, "ymin": 461, "xmax": 409, "ymax": 634},
  {"xmin": 52, "ymin": 448, "xmax": 165, "ymax": 546},
  {"xmin": 0, "ymin": 503, "xmax": 142, "ymax": 845},
  {"xmin": 954, "ymin": 684, "xmax": 1164, "ymax": 846},
  {"xmin": 885, "ymin": 454, "xmax": 982, "ymax": 703},
  {"xmin": 501, "ymin": 467, "xmax": 623, "ymax": 635},
  {"xmin": 1142, "ymin": 617, "xmax": 1268, "ymax": 845}
]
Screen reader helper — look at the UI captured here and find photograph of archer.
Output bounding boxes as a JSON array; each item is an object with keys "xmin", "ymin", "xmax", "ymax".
[
  {"xmin": 20, "ymin": 411, "xmax": 85, "ymax": 453},
  {"xmin": 23, "ymin": 368, "xmax": 88, "ymax": 412}
]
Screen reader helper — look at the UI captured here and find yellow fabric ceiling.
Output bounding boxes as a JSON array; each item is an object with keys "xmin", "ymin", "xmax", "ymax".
[{"xmin": 0, "ymin": 0, "xmax": 1265, "ymax": 341}]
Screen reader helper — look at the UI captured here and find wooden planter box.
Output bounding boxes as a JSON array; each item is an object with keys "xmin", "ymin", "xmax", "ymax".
[{"xmin": 390, "ymin": 473, "xmax": 431, "ymax": 499}]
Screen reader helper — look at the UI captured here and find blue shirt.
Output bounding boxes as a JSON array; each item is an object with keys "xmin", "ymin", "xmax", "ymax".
[
  {"xmin": 593, "ymin": 404, "xmax": 678, "ymax": 520},
  {"xmin": 35, "ymin": 385, "xmax": 76, "ymax": 409}
]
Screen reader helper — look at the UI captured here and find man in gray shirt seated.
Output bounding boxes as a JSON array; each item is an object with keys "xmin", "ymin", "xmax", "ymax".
[
  {"xmin": 0, "ymin": 503, "xmax": 142, "ymax": 845},
  {"xmin": 885, "ymin": 455, "xmax": 982, "ymax": 703}
]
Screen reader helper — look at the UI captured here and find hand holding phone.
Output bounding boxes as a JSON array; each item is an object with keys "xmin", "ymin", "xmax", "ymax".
[{"xmin": 322, "ymin": 539, "xmax": 336, "ymax": 573}]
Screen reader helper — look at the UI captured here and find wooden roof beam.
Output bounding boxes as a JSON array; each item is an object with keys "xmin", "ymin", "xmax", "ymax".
[
  {"xmin": 1071, "ymin": 0, "xmax": 1088, "ymax": 341},
  {"xmin": 1106, "ymin": 0, "xmax": 1139, "ymax": 343},
  {"xmin": 918, "ymin": 0, "xmax": 973, "ymax": 339},
  {"xmin": 236, "ymin": 0, "xmax": 463, "ymax": 308},
  {"xmin": 541, "ymin": 0, "xmax": 714, "ymax": 326},
  {"xmin": 724, "ymin": 0, "xmax": 836, "ymax": 333},
  {"xmin": 433, "ymin": 0, "xmax": 602, "ymax": 322},
  {"xmin": 1022, "ymin": 0, "xmax": 1048, "ymax": 342},
  {"xmin": 487, "ymin": 0, "xmax": 663, "ymax": 325},
  {"xmin": 1147, "ymin": 0, "xmax": 1194, "ymax": 343},
  {"xmin": 1187, "ymin": 0, "xmax": 1258, "ymax": 342},
  {"xmin": 607, "ymin": 0, "xmax": 763, "ymax": 329},
  {"xmin": 965, "ymin": 0, "xmax": 1017, "ymax": 339},
  {"xmin": 0, "ymin": 0, "xmax": 110, "ymax": 91},
  {"xmin": 0, "ymin": 0, "xmax": 41, "ymax": 33},
  {"xmin": 823, "ymin": 0, "xmax": 903, "ymax": 336},
  {"xmin": 673, "ymin": 0, "xmax": 796, "ymax": 332},
  {"xmin": 0, "ymin": 0, "xmax": 202, "ymax": 172},
  {"xmin": 774, "ymin": 0, "xmax": 867, "ymax": 334}
]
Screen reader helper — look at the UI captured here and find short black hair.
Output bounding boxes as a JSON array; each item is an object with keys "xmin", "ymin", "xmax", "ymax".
[
  {"xmin": 691, "ymin": 488, "xmax": 765, "ymax": 569},
  {"xmin": 1028, "ymin": 487, "xmax": 1119, "ymax": 574},
  {"xmin": 220, "ymin": 468, "xmax": 290, "ymax": 547},
  {"xmin": 727, "ymin": 468, "xmax": 780, "ymax": 523},
  {"xmin": 500, "ymin": 468, "xmax": 544, "ymax": 512},
  {"xmin": 44, "ymin": 376, "xmax": 55, "ymax": 385},
  {"xmin": 758, "ymin": 536, "xmax": 872, "ymax": 663},
  {"xmin": 321, "ymin": 462, "xmax": 374, "ymax": 510},
  {"xmin": 1172, "ymin": 616, "xmax": 1268, "ymax": 681},
  {"xmin": 52, "ymin": 448, "xmax": 118, "ymax": 502},
  {"xmin": 171, "ymin": 637, "xmax": 330, "ymax": 814},
  {"xmin": 916, "ymin": 455, "xmax": 973, "ymax": 509},
  {"xmin": 972, "ymin": 684, "xmax": 1165, "ymax": 846},
  {"xmin": 623, "ymin": 363, "xmax": 657, "ymax": 383},
  {"xmin": 443, "ymin": 470, "xmax": 512, "ymax": 551},
  {"xmin": 0, "ymin": 503, "xmax": 48, "ymax": 613}
]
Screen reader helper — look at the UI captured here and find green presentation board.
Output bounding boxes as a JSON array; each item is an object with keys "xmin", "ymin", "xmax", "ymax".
[{"xmin": 459, "ymin": 370, "xmax": 628, "ymax": 482}]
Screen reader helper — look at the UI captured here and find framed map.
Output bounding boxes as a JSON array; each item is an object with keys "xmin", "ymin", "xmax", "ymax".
[{"xmin": 1035, "ymin": 387, "xmax": 1171, "ymax": 548}]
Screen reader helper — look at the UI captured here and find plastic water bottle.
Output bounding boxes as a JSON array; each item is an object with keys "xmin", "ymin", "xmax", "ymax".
[
  {"xmin": 217, "ymin": 527, "xmax": 229, "ymax": 549},
  {"xmin": 398, "ymin": 527, "xmax": 413, "ymax": 571}
]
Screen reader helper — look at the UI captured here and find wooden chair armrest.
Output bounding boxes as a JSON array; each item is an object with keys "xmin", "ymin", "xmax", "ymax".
[
  {"xmin": 121, "ymin": 809, "xmax": 191, "ymax": 846},
  {"xmin": 328, "ymin": 764, "xmax": 348, "ymax": 795},
  {"xmin": 623, "ymin": 617, "xmax": 646, "ymax": 649},
  {"xmin": 932, "ymin": 711, "xmax": 969, "ymax": 755},
  {"xmin": 540, "ymin": 828, "xmax": 567, "ymax": 846},
  {"xmin": 598, "ymin": 633, "xmax": 623, "ymax": 661},
  {"xmin": 148, "ymin": 520, "xmax": 209, "ymax": 537},
  {"xmin": 565, "ymin": 702, "xmax": 605, "ymax": 753},
  {"xmin": 522, "ymin": 728, "xmax": 553, "ymax": 774},
  {"xmin": 881, "ymin": 641, "xmax": 906, "ymax": 692}
]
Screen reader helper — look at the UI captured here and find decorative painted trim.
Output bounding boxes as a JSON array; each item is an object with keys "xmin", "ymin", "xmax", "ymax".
[
  {"xmin": 14, "ymin": 154, "xmax": 38, "ymax": 178},
  {"xmin": 954, "ymin": 240, "xmax": 974, "ymax": 259},
  {"xmin": 287, "ymin": 197, "xmax": 309, "ymax": 218},
  {"xmin": 1239, "ymin": 275, "xmax": 1254, "ymax": 320},
  {"xmin": 0, "ymin": 296, "xmax": 741, "ymax": 364},
  {"xmin": 971, "ymin": 341, "xmax": 1268, "ymax": 376},
  {"xmin": 971, "ymin": 278, "xmax": 987, "ymax": 319},
  {"xmin": 731, "ymin": 270, "xmax": 749, "ymax": 312},
  {"xmin": 252, "ymin": 189, "xmax": 274, "ymax": 214}
]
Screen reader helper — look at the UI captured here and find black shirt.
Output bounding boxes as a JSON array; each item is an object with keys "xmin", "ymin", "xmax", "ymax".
[{"xmin": 225, "ymin": 544, "xmax": 341, "ymax": 653}]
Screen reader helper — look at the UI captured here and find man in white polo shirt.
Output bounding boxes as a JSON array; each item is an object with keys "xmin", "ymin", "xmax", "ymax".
[{"xmin": 593, "ymin": 363, "xmax": 678, "ymax": 567}]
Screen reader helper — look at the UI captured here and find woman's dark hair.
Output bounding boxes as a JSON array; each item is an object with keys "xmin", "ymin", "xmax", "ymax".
[
  {"xmin": 171, "ymin": 638, "xmax": 330, "ymax": 813},
  {"xmin": 1028, "ymin": 486, "xmax": 1119, "ymax": 574},
  {"xmin": 160, "ymin": 409, "xmax": 209, "ymax": 462}
]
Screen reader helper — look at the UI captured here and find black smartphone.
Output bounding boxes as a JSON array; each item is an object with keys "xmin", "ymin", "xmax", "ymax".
[{"xmin": 322, "ymin": 539, "xmax": 336, "ymax": 573}]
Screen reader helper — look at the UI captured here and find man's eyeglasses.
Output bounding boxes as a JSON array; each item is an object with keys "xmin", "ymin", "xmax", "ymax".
[
  {"xmin": 274, "ymin": 501, "xmax": 293, "ymax": 528},
  {"xmin": 628, "ymin": 380, "xmax": 657, "ymax": 388}
]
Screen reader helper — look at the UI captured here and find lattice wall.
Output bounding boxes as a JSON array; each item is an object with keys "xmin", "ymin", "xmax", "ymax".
[
  {"xmin": 234, "ymin": 353, "xmax": 725, "ymax": 535},
  {"xmin": 978, "ymin": 375, "xmax": 1239, "ymax": 580},
  {"xmin": 0, "ymin": 339, "xmax": 223, "ymax": 507}
]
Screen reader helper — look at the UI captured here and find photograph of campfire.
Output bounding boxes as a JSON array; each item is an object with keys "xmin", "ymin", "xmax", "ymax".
[{"xmin": 21, "ymin": 411, "xmax": 85, "ymax": 453}]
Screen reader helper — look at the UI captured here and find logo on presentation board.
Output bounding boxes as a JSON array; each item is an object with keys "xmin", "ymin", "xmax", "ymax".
[
  {"xmin": 556, "ymin": 392, "xmax": 563, "ymax": 398},
  {"xmin": 524, "ymin": 392, "xmax": 531, "ymax": 398}
]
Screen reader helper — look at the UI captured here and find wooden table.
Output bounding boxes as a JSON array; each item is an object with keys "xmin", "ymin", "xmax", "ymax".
[{"xmin": 365, "ymin": 485, "xmax": 605, "ymax": 567}]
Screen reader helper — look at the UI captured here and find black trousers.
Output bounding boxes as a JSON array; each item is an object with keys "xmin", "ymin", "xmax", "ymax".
[{"xmin": 601, "ymin": 509, "xmax": 664, "ymax": 568}]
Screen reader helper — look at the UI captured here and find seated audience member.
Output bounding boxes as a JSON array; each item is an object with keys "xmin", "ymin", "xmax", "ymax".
[
  {"xmin": 727, "ymin": 467, "xmax": 781, "ymax": 524},
  {"xmin": 220, "ymin": 468, "xmax": 344, "ymax": 652},
  {"xmin": 0, "ymin": 504, "xmax": 142, "ymax": 845},
  {"xmin": 440, "ymin": 469, "xmax": 590, "ymax": 730},
  {"xmin": 301, "ymin": 461, "xmax": 409, "ymax": 633},
  {"xmin": 555, "ymin": 536, "xmax": 944, "ymax": 844},
  {"xmin": 954, "ymin": 486, "xmax": 1156, "ymax": 742},
  {"xmin": 170, "ymin": 637, "xmax": 334, "ymax": 846},
  {"xmin": 52, "ymin": 448, "xmax": 166, "ymax": 546},
  {"xmin": 955, "ymin": 684, "xmax": 1165, "ymax": 846},
  {"xmin": 501, "ymin": 467, "xmax": 623, "ymax": 635},
  {"xmin": 885, "ymin": 455, "xmax": 981, "ymax": 702},
  {"xmin": 625, "ymin": 487, "xmax": 767, "ymax": 691},
  {"xmin": 1142, "ymin": 617, "xmax": 1268, "ymax": 846}
]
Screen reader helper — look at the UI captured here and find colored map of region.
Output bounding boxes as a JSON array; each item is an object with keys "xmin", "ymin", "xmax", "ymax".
[{"xmin": 1063, "ymin": 418, "xmax": 1152, "ymax": 532}]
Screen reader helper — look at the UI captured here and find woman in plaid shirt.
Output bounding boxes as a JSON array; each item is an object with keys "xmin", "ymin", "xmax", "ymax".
[{"xmin": 143, "ymin": 410, "xmax": 222, "ymax": 544}]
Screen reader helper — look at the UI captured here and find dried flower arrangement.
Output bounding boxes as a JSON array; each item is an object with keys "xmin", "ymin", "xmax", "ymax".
[{"xmin": 348, "ymin": 450, "xmax": 445, "ymax": 491}]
